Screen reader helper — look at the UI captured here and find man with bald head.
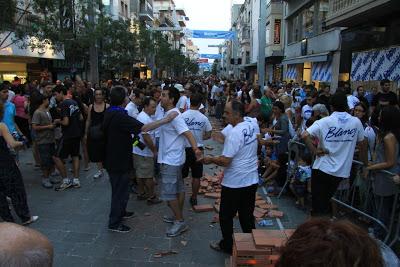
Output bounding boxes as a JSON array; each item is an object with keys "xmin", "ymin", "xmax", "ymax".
[{"xmin": 0, "ymin": 223, "xmax": 53, "ymax": 267}]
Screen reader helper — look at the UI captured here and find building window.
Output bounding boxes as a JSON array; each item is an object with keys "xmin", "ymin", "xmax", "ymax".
[
  {"xmin": 302, "ymin": 4, "xmax": 314, "ymax": 38},
  {"xmin": 288, "ymin": 15, "xmax": 300, "ymax": 43},
  {"xmin": 318, "ymin": 0, "xmax": 329, "ymax": 33},
  {"xmin": 266, "ymin": 22, "xmax": 270, "ymax": 45}
]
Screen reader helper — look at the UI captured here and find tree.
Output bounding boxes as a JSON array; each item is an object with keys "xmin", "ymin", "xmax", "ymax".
[{"xmin": 0, "ymin": 0, "xmax": 16, "ymax": 33}]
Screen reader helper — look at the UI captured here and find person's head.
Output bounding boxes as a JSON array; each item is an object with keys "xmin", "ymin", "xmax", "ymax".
[
  {"xmin": 14, "ymin": 85, "xmax": 25, "ymax": 96},
  {"xmin": 276, "ymin": 219, "xmax": 383, "ymax": 267},
  {"xmin": 223, "ymin": 100, "xmax": 244, "ymax": 126},
  {"xmin": 378, "ymin": 106, "xmax": 400, "ymax": 142},
  {"xmin": 52, "ymin": 85, "xmax": 67, "ymax": 102},
  {"xmin": 329, "ymin": 92, "xmax": 348, "ymax": 112},
  {"xmin": 323, "ymin": 85, "xmax": 331, "ymax": 94},
  {"xmin": 42, "ymin": 83, "xmax": 54, "ymax": 97},
  {"xmin": 190, "ymin": 93, "xmax": 203, "ymax": 109},
  {"xmin": 152, "ymin": 88, "xmax": 161, "ymax": 101},
  {"xmin": 161, "ymin": 85, "xmax": 180, "ymax": 110},
  {"xmin": 110, "ymin": 86, "xmax": 128, "ymax": 107},
  {"xmin": 55, "ymin": 80, "xmax": 62, "ymax": 86},
  {"xmin": 380, "ymin": 79, "xmax": 390, "ymax": 93},
  {"xmin": 305, "ymin": 92, "xmax": 316, "ymax": 106},
  {"xmin": 252, "ymin": 88, "xmax": 262, "ymax": 100},
  {"xmin": 312, "ymin": 103, "xmax": 329, "ymax": 118},
  {"xmin": 130, "ymin": 89, "xmax": 143, "ymax": 106},
  {"xmin": 37, "ymin": 94, "xmax": 50, "ymax": 109},
  {"xmin": 356, "ymin": 85, "xmax": 365, "ymax": 96},
  {"xmin": 143, "ymin": 97, "xmax": 157, "ymax": 116},
  {"xmin": 265, "ymin": 145, "xmax": 273, "ymax": 157},
  {"xmin": 94, "ymin": 88, "xmax": 105, "ymax": 103},
  {"xmin": 272, "ymin": 101, "xmax": 285, "ymax": 116},
  {"xmin": 0, "ymin": 222, "xmax": 53, "ymax": 267},
  {"xmin": 0, "ymin": 83, "xmax": 9, "ymax": 102},
  {"xmin": 354, "ymin": 102, "xmax": 369, "ymax": 123},
  {"xmin": 279, "ymin": 95, "xmax": 292, "ymax": 110},
  {"xmin": 372, "ymin": 86, "xmax": 378, "ymax": 94},
  {"xmin": 299, "ymin": 153, "xmax": 312, "ymax": 166}
]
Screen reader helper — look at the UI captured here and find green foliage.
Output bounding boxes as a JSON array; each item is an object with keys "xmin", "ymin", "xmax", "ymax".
[{"xmin": 0, "ymin": 0, "xmax": 16, "ymax": 32}]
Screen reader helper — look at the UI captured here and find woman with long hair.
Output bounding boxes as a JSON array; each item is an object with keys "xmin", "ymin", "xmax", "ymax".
[
  {"xmin": 84, "ymin": 88, "xmax": 109, "ymax": 179},
  {"xmin": 0, "ymin": 101, "xmax": 38, "ymax": 225},
  {"xmin": 366, "ymin": 105, "xmax": 400, "ymax": 238},
  {"xmin": 354, "ymin": 102, "xmax": 376, "ymax": 160}
]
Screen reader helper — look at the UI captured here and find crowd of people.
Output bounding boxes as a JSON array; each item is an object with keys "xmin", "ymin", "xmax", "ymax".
[{"xmin": 0, "ymin": 74, "xmax": 399, "ymax": 264}]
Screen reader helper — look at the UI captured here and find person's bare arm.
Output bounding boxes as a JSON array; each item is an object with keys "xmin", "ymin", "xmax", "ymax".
[
  {"xmin": 0, "ymin": 123, "xmax": 23, "ymax": 148},
  {"xmin": 367, "ymin": 134, "xmax": 396, "ymax": 171},
  {"xmin": 202, "ymin": 155, "xmax": 232, "ymax": 167},
  {"xmin": 203, "ymin": 130, "xmax": 212, "ymax": 140},
  {"xmin": 142, "ymin": 133, "xmax": 157, "ymax": 156},
  {"xmin": 182, "ymin": 131, "xmax": 202, "ymax": 159}
]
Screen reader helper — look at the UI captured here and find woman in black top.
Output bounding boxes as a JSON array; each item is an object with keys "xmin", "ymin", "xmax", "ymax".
[
  {"xmin": 84, "ymin": 88, "xmax": 109, "ymax": 179},
  {"xmin": 0, "ymin": 101, "xmax": 38, "ymax": 224}
]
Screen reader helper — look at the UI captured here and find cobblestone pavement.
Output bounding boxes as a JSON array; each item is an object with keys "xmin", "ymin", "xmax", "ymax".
[{"xmin": 3, "ymin": 137, "xmax": 307, "ymax": 267}]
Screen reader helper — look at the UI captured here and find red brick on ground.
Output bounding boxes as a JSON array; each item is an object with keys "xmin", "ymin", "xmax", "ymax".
[
  {"xmin": 193, "ymin": 204, "xmax": 214, "ymax": 212},
  {"xmin": 252, "ymin": 229, "xmax": 287, "ymax": 249}
]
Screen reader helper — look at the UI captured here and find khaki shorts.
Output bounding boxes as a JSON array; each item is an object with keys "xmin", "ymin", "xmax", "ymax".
[{"xmin": 133, "ymin": 154, "xmax": 154, "ymax": 178}]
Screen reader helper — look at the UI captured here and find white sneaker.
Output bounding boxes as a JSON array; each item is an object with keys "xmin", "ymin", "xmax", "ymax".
[
  {"xmin": 22, "ymin": 216, "xmax": 39, "ymax": 225},
  {"xmin": 72, "ymin": 178, "xmax": 81, "ymax": 188},
  {"xmin": 93, "ymin": 169, "xmax": 104, "ymax": 179},
  {"xmin": 166, "ymin": 221, "xmax": 189, "ymax": 237},
  {"xmin": 55, "ymin": 179, "xmax": 73, "ymax": 191}
]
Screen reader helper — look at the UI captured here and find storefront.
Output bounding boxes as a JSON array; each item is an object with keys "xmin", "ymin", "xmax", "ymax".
[{"xmin": 0, "ymin": 32, "xmax": 64, "ymax": 82}]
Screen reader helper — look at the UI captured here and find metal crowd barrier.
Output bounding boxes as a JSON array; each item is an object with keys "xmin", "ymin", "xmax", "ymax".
[
  {"xmin": 277, "ymin": 138, "xmax": 307, "ymax": 198},
  {"xmin": 331, "ymin": 161, "xmax": 400, "ymax": 247},
  {"xmin": 276, "ymin": 139, "xmax": 400, "ymax": 247}
]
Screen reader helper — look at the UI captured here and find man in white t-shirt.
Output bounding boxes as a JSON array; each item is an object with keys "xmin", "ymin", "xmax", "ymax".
[
  {"xmin": 181, "ymin": 93, "xmax": 212, "ymax": 206},
  {"xmin": 158, "ymin": 85, "xmax": 202, "ymax": 237},
  {"xmin": 133, "ymin": 97, "xmax": 162, "ymax": 205},
  {"xmin": 125, "ymin": 89, "xmax": 141, "ymax": 119},
  {"xmin": 302, "ymin": 92, "xmax": 367, "ymax": 217},
  {"xmin": 174, "ymin": 84, "xmax": 187, "ymax": 113},
  {"xmin": 201, "ymin": 100, "xmax": 260, "ymax": 254},
  {"xmin": 300, "ymin": 93, "xmax": 314, "ymax": 131}
]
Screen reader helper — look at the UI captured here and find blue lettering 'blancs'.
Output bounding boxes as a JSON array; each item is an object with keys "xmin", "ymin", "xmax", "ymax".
[
  {"xmin": 325, "ymin": 126, "xmax": 357, "ymax": 141},
  {"xmin": 242, "ymin": 126, "xmax": 255, "ymax": 145},
  {"xmin": 184, "ymin": 117, "xmax": 205, "ymax": 129}
]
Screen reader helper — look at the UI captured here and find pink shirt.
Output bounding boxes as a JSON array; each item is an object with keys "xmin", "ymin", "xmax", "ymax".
[{"xmin": 13, "ymin": 95, "xmax": 28, "ymax": 119}]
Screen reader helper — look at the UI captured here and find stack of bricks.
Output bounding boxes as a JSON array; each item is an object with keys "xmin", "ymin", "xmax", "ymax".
[{"xmin": 227, "ymin": 229, "xmax": 295, "ymax": 267}]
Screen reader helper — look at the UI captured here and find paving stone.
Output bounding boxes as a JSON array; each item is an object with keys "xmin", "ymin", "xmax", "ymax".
[
  {"xmin": 53, "ymin": 255, "xmax": 92, "ymax": 267},
  {"xmin": 92, "ymin": 257, "xmax": 136, "ymax": 267},
  {"xmin": 70, "ymin": 243, "xmax": 116, "ymax": 258},
  {"xmin": 62, "ymin": 232, "xmax": 99, "ymax": 243}
]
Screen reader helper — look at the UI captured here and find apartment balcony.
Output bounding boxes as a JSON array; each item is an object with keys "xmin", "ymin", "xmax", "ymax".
[
  {"xmin": 240, "ymin": 26, "xmax": 250, "ymax": 45},
  {"xmin": 325, "ymin": 0, "xmax": 395, "ymax": 27},
  {"xmin": 139, "ymin": 0, "xmax": 154, "ymax": 21}
]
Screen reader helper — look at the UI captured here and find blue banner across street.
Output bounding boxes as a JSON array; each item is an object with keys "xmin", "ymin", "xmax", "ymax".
[
  {"xmin": 199, "ymin": 54, "xmax": 222, "ymax": 59},
  {"xmin": 192, "ymin": 30, "xmax": 235, "ymax": 39}
]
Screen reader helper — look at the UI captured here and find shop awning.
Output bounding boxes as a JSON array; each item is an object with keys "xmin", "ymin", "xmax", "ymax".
[{"xmin": 282, "ymin": 52, "xmax": 330, "ymax": 65}]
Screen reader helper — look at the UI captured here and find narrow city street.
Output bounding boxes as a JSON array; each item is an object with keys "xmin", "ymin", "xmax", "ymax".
[{"xmin": 14, "ymin": 131, "xmax": 306, "ymax": 267}]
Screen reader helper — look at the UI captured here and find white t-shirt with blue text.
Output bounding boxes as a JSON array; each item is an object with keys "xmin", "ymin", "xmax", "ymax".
[
  {"xmin": 306, "ymin": 112, "xmax": 364, "ymax": 178},
  {"xmin": 222, "ymin": 120, "xmax": 260, "ymax": 188},
  {"xmin": 181, "ymin": 109, "xmax": 212, "ymax": 147}
]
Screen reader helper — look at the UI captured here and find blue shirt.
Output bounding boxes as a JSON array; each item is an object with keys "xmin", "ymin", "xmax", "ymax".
[{"xmin": 2, "ymin": 101, "xmax": 17, "ymax": 134}]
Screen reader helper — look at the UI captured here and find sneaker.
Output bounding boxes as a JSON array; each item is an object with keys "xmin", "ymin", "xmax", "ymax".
[
  {"xmin": 93, "ymin": 170, "xmax": 103, "ymax": 179},
  {"xmin": 166, "ymin": 220, "xmax": 189, "ymax": 237},
  {"xmin": 72, "ymin": 178, "xmax": 81, "ymax": 188},
  {"xmin": 51, "ymin": 170, "xmax": 59, "ymax": 177},
  {"xmin": 22, "ymin": 216, "xmax": 39, "ymax": 226},
  {"xmin": 123, "ymin": 211, "xmax": 135, "ymax": 219},
  {"xmin": 189, "ymin": 197, "xmax": 197, "ymax": 206},
  {"xmin": 55, "ymin": 179, "xmax": 72, "ymax": 191},
  {"xmin": 163, "ymin": 215, "xmax": 175, "ymax": 224},
  {"xmin": 83, "ymin": 166, "xmax": 90, "ymax": 171},
  {"xmin": 41, "ymin": 179, "xmax": 53, "ymax": 189},
  {"xmin": 50, "ymin": 176, "xmax": 62, "ymax": 184},
  {"xmin": 108, "ymin": 224, "xmax": 131, "ymax": 233}
]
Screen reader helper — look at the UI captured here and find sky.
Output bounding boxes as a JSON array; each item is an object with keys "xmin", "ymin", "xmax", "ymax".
[{"xmin": 174, "ymin": 0, "xmax": 244, "ymax": 57}]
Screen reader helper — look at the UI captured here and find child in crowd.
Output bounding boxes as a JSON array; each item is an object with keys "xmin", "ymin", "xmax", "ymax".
[{"xmin": 290, "ymin": 153, "xmax": 312, "ymax": 209}]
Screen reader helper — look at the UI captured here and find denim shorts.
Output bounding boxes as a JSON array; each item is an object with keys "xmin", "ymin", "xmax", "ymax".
[{"xmin": 160, "ymin": 164, "xmax": 184, "ymax": 201}]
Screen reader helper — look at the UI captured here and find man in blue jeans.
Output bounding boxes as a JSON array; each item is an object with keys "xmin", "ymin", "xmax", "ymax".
[{"xmin": 103, "ymin": 86, "xmax": 179, "ymax": 233}]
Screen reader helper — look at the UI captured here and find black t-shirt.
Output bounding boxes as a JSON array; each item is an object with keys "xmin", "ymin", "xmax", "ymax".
[
  {"xmin": 60, "ymin": 99, "xmax": 82, "ymax": 139},
  {"xmin": 371, "ymin": 91, "xmax": 398, "ymax": 107},
  {"xmin": 103, "ymin": 109, "xmax": 144, "ymax": 173}
]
